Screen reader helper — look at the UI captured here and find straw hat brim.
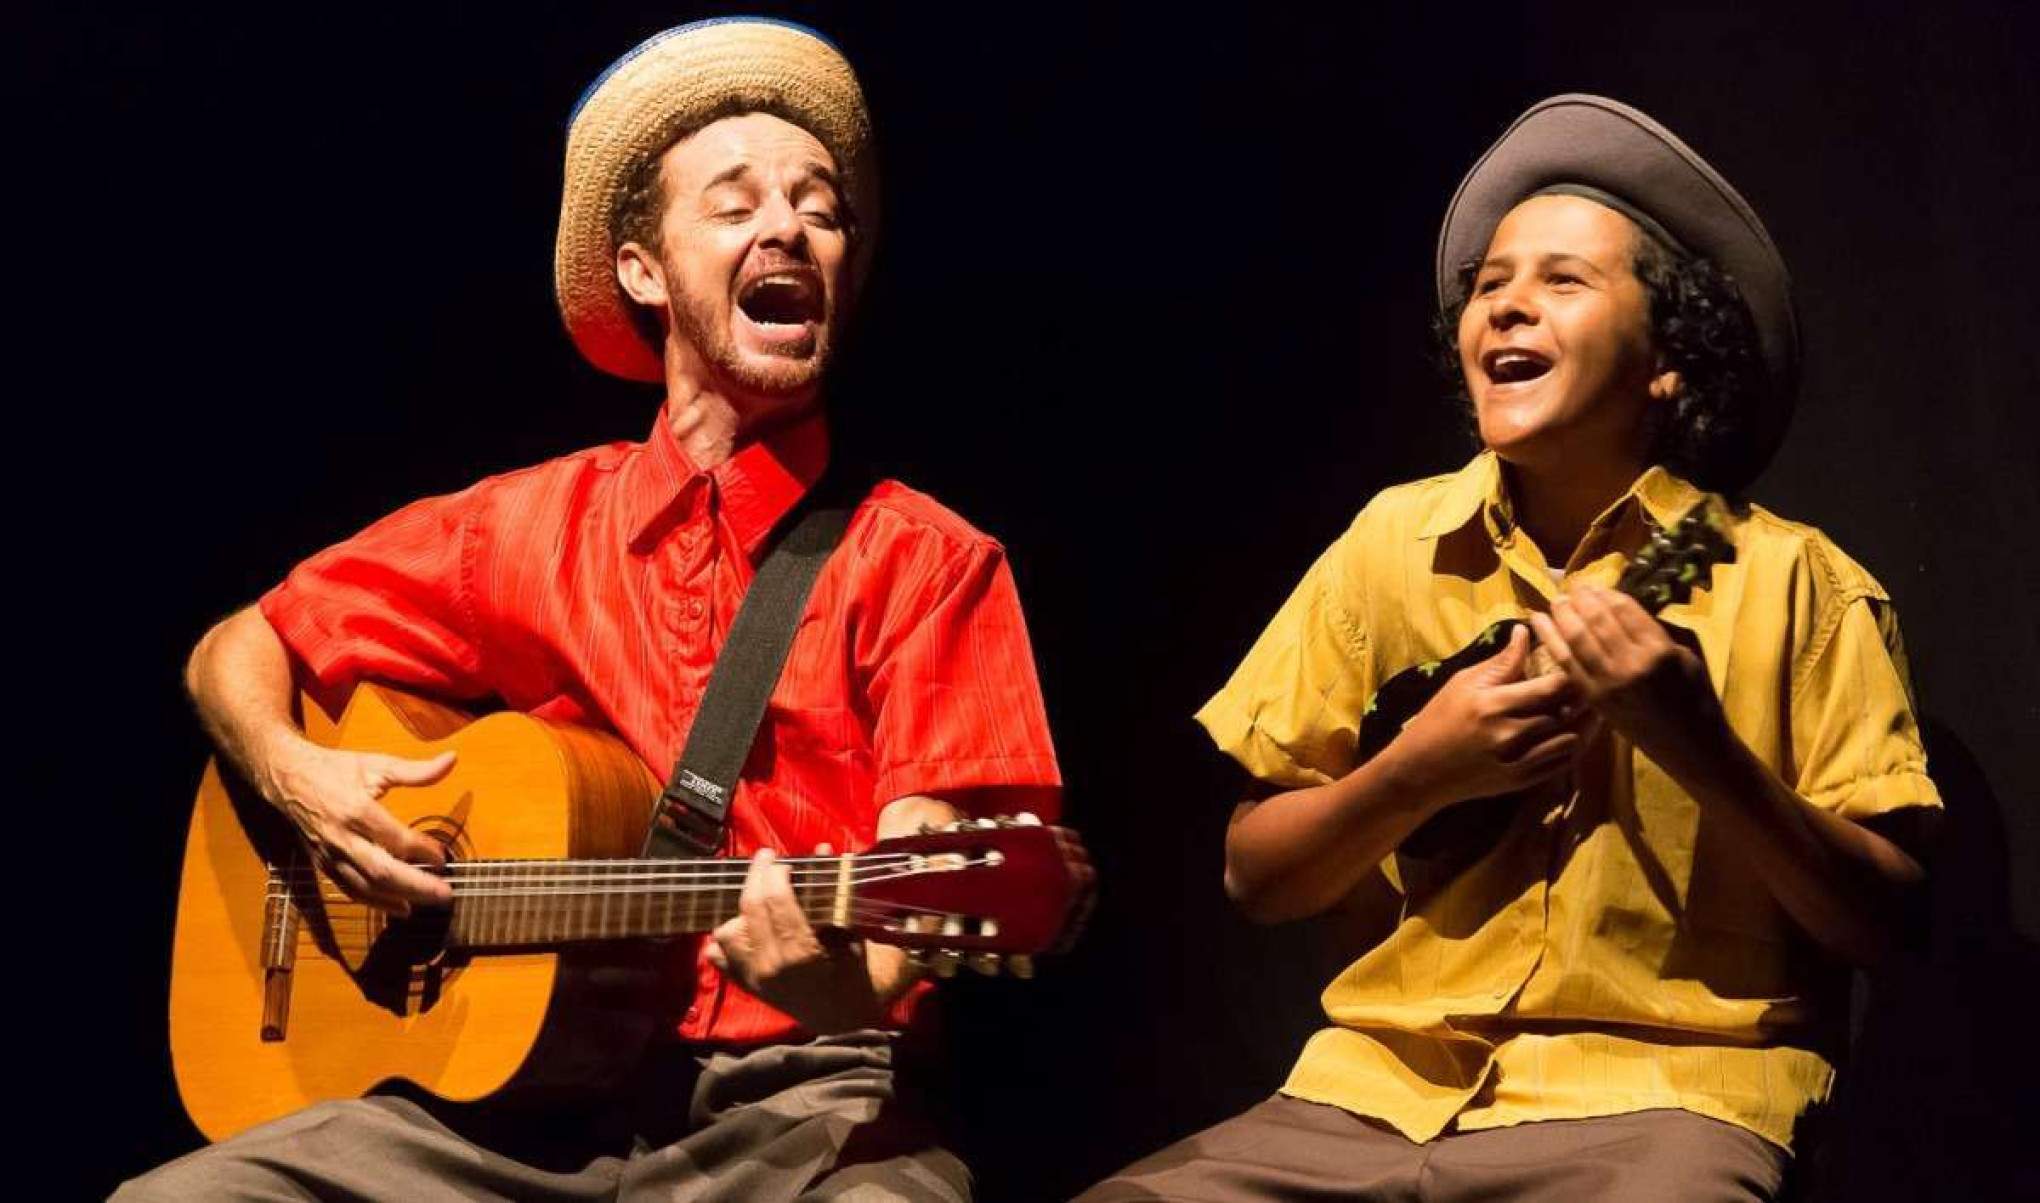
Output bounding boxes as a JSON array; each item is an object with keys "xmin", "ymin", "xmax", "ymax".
[
  {"xmin": 1437, "ymin": 94, "xmax": 1799, "ymax": 471},
  {"xmin": 556, "ymin": 18, "xmax": 878, "ymax": 383}
]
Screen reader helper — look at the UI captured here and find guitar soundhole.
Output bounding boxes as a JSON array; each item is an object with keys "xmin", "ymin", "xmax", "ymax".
[{"xmin": 349, "ymin": 814, "xmax": 472, "ymax": 1017}]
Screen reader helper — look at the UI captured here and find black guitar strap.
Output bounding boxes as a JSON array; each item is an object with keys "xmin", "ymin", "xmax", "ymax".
[{"xmin": 642, "ymin": 471, "xmax": 865, "ymax": 859}]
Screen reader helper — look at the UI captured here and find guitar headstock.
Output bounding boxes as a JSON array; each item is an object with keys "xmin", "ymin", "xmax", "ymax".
[
  {"xmin": 1615, "ymin": 502, "xmax": 1736, "ymax": 615},
  {"xmin": 850, "ymin": 814, "xmax": 1094, "ymax": 979}
]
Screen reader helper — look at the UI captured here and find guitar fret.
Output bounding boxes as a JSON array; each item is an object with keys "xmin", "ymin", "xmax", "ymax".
[
  {"xmin": 554, "ymin": 866, "xmax": 567, "ymax": 943},
  {"xmin": 456, "ymin": 865, "xmax": 474, "ymax": 948},
  {"xmin": 641, "ymin": 864, "xmax": 654, "ymax": 939},
  {"xmin": 517, "ymin": 863, "xmax": 530, "ymax": 946},
  {"xmin": 485, "ymin": 863, "xmax": 500, "ymax": 947},
  {"xmin": 566, "ymin": 864, "xmax": 582, "ymax": 942},
  {"xmin": 563, "ymin": 867, "xmax": 579, "ymax": 943}
]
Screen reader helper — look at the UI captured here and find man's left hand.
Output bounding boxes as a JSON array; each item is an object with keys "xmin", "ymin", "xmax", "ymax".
[
  {"xmin": 1527, "ymin": 585, "xmax": 1729, "ymax": 773},
  {"xmin": 706, "ymin": 846, "xmax": 885, "ymax": 1035}
]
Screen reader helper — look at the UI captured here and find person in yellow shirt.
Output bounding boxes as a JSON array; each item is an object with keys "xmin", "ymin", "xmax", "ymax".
[{"xmin": 1081, "ymin": 95, "xmax": 1939, "ymax": 1202}]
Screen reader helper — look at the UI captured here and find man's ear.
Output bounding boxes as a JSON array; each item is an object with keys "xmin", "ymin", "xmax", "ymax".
[
  {"xmin": 616, "ymin": 241, "xmax": 669, "ymax": 309},
  {"xmin": 1648, "ymin": 365, "xmax": 1683, "ymax": 404}
]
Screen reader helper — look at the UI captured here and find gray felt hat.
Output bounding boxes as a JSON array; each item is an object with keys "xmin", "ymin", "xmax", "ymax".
[{"xmin": 1437, "ymin": 94, "xmax": 1799, "ymax": 468}]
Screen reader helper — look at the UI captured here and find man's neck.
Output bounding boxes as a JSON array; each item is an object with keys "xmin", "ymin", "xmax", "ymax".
[
  {"xmin": 1502, "ymin": 453, "xmax": 1646, "ymax": 569},
  {"xmin": 664, "ymin": 383, "xmax": 743, "ymax": 469},
  {"xmin": 661, "ymin": 375, "xmax": 815, "ymax": 471}
]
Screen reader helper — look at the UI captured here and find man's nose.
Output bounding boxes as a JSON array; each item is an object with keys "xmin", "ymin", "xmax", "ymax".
[
  {"xmin": 755, "ymin": 192, "xmax": 808, "ymax": 253},
  {"xmin": 1487, "ymin": 279, "xmax": 1538, "ymax": 329}
]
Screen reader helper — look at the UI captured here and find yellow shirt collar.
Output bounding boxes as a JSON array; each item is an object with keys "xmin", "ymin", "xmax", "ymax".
[{"xmin": 1415, "ymin": 450, "xmax": 1710, "ymax": 542}]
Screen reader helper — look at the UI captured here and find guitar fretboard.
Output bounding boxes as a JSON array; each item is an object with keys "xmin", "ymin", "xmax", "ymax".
[{"xmin": 439, "ymin": 856, "xmax": 855, "ymax": 949}]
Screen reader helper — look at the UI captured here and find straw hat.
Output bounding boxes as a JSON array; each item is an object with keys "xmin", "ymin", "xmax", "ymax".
[
  {"xmin": 1437, "ymin": 95, "xmax": 1799, "ymax": 474},
  {"xmin": 555, "ymin": 17, "xmax": 878, "ymax": 382}
]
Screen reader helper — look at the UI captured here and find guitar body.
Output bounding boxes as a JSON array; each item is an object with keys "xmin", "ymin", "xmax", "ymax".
[{"xmin": 169, "ymin": 684, "xmax": 663, "ymax": 1142}]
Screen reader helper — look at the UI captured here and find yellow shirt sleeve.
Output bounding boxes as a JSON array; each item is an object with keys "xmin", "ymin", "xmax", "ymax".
[
  {"xmin": 1790, "ymin": 593, "xmax": 1941, "ymax": 822},
  {"xmin": 1195, "ymin": 514, "xmax": 1380, "ymax": 789}
]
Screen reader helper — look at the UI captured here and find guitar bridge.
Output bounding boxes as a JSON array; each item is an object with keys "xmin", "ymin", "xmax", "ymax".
[{"xmin": 260, "ymin": 863, "xmax": 298, "ymax": 1041}]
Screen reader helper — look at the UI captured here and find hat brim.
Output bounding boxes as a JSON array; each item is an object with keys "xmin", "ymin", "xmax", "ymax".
[
  {"xmin": 555, "ymin": 18, "xmax": 878, "ymax": 383},
  {"xmin": 1436, "ymin": 94, "xmax": 1798, "ymax": 469}
]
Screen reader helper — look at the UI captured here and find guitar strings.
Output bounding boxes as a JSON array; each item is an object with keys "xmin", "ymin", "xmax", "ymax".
[
  {"xmin": 272, "ymin": 882, "xmax": 993, "ymax": 916},
  {"xmin": 277, "ymin": 897, "xmax": 987, "ymax": 925},
  {"xmin": 280, "ymin": 901, "xmax": 980, "ymax": 947},
  {"xmin": 269, "ymin": 860, "xmax": 969, "ymax": 891},
  {"xmin": 270, "ymin": 856, "xmax": 925, "ymax": 883},
  {"xmin": 266, "ymin": 869, "xmax": 948, "ymax": 898},
  {"xmin": 269, "ymin": 858, "xmax": 1006, "ymax": 914}
]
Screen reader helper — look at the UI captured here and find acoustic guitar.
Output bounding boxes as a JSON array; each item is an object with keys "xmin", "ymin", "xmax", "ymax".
[
  {"xmin": 169, "ymin": 683, "xmax": 1094, "ymax": 1142},
  {"xmin": 1382, "ymin": 504, "xmax": 1737, "ymax": 863}
]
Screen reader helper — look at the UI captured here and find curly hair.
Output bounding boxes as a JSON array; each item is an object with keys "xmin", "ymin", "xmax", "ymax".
[{"xmin": 1434, "ymin": 233, "xmax": 1772, "ymax": 495}]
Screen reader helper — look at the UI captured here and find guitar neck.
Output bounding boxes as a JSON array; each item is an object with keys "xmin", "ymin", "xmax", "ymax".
[{"xmin": 442, "ymin": 855, "xmax": 856, "ymax": 950}]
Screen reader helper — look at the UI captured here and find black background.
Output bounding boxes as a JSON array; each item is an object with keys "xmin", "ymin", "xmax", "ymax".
[{"xmin": 22, "ymin": 2, "xmax": 2038, "ymax": 1198}]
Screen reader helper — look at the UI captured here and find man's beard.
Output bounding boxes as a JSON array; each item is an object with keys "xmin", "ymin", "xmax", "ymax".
[{"xmin": 666, "ymin": 279, "xmax": 831, "ymax": 399}]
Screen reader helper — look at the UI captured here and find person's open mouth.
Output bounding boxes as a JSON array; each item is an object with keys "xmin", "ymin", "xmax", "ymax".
[
  {"xmin": 1481, "ymin": 347, "xmax": 1554, "ymax": 390},
  {"xmin": 735, "ymin": 271, "xmax": 825, "ymax": 349}
]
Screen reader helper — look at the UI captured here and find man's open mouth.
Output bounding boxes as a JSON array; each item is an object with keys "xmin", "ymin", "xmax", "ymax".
[
  {"xmin": 737, "ymin": 272, "xmax": 824, "ymax": 328},
  {"xmin": 1481, "ymin": 347, "xmax": 1554, "ymax": 386}
]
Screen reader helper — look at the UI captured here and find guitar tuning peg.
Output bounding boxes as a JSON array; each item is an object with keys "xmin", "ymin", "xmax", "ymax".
[
  {"xmin": 942, "ymin": 820, "xmax": 963, "ymax": 833},
  {"xmin": 993, "ymin": 813, "xmax": 1011, "ymax": 826},
  {"xmin": 973, "ymin": 817, "xmax": 998, "ymax": 830},
  {"xmin": 1014, "ymin": 812, "xmax": 1041, "ymax": 826},
  {"xmin": 968, "ymin": 953, "xmax": 1002, "ymax": 976},
  {"xmin": 941, "ymin": 915, "xmax": 966, "ymax": 938},
  {"xmin": 905, "ymin": 948, "xmax": 930, "ymax": 966},
  {"xmin": 1005, "ymin": 954, "xmax": 1035, "ymax": 979},
  {"xmin": 932, "ymin": 949, "xmax": 962, "ymax": 979}
]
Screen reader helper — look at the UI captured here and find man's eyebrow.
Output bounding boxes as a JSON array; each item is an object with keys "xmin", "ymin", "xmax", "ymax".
[
  {"xmin": 1478, "ymin": 252, "xmax": 1604, "ymax": 273},
  {"xmin": 1538, "ymin": 251, "xmax": 1608, "ymax": 277},
  {"xmin": 704, "ymin": 162, "xmax": 754, "ymax": 190},
  {"xmin": 701, "ymin": 161, "xmax": 841, "ymax": 194},
  {"xmin": 794, "ymin": 163, "xmax": 844, "ymax": 195}
]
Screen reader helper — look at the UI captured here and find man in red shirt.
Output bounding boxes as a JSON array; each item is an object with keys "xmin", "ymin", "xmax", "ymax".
[{"xmin": 119, "ymin": 18, "xmax": 1060, "ymax": 1202}]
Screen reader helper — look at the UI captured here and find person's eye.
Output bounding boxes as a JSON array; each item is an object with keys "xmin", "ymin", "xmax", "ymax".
[
  {"xmin": 801, "ymin": 207, "xmax": 840, "ymax": 230},
  {"xmin": 1475, "ymin": 277, "xmax": 1506, "ymax": 295},
  {"xmin": 1548, "ymin": 272, "xmax": 1583, "ymax": 288}
]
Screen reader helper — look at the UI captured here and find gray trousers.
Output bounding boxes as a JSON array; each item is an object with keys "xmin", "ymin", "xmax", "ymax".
[
  {"xmin": 114, "ymin": 1032, "xmax": 970, "ymax": 1202},
  {"xmin": 1076, "ymin": 1095, "xmax": 1789, "ymax": 1202}
]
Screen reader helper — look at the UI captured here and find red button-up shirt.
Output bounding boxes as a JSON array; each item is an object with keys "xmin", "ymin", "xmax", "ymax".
[{"xmin": 260, "ymin": 406, "xmax": 1062, "ymax": 1044}]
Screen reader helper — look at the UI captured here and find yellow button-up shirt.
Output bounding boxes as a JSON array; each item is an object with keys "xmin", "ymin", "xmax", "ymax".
[{"xmin": 1196, "ymin": 452, "xmax": 1939, "ymax": 1150}]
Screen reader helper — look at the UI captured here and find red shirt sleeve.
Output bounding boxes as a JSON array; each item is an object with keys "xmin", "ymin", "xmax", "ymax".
[
  {"xmin": 855, "ymin": 518, "xmax": 1062, "ymax": 819},
  {"xmin": 259, "ymin": 488, "xmax": 491, "ymax": 716}
]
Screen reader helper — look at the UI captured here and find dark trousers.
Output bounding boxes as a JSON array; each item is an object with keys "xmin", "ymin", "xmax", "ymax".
[
  {"xmin": 113, "ymin": 1031, "xmax": 970, "ymax": 1202},
  {"xmin": 1077, "ymin": 1095, "xmax": 1788, "ymax": 1203}
]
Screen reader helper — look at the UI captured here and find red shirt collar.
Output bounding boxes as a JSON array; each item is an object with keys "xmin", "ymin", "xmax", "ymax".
[{"xmin": 625, "ymin": 403, "xmax": 830, "ymax": 556}]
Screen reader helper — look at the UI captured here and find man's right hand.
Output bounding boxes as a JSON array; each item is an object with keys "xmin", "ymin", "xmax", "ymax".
[
  {"xmin": 263, "ymin": 739, "xmax": 457, "ymax": 915},
  {"xmin": 1383, "ymin": 625, "xmax": 1586, "ymax": 812}
]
